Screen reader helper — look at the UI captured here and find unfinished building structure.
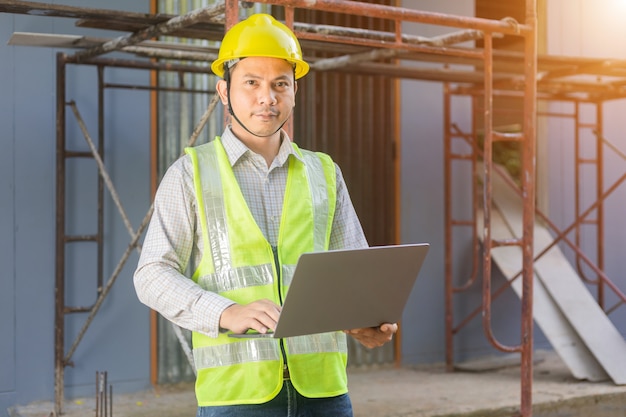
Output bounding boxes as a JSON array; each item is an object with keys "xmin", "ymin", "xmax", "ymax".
[{"xmin": 2, "ymin": 1, "xmax": 626, "ymax": 416}]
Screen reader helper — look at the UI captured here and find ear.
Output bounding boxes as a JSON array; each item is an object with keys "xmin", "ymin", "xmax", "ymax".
[
  {"xmin": 294, "ymin": 80, "xmax": 298, "ymax": 96},
  {"xmin": 216, "ymin": 79, "xmax": 229, "ymax": 105}
]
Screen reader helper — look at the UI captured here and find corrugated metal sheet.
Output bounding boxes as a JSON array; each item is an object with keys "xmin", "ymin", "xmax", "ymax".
[
  {"xmin": 293, "ymin": 1, "xmax": 398, "ymax": 367},
  {"xmin": 293, "ymin": 2, "xmax": 398, "ymax": 248},
  {"xmin": 155, "ymin": 0, "xmax": 274, "ymax": 384}
]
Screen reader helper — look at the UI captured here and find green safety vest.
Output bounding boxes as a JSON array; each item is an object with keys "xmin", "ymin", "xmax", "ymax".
[{"xmin": 185, "ymin": 138, "xmax": 348, "ymax": 406}]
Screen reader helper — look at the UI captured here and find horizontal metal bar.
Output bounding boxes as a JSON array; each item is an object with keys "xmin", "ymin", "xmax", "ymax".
[
  {"xmin": 103, "ymin": 83, "xmax": 216, "ymax": 95},
  {"xmin": 492, "ymin": 238, "xmax": 523, "ymax": 247},
  {"xmin": 493, "ymin": 131, "xmax": 523, "ymax": 142},
  {"xmin": 65, "ymin": 235, "xmax": 98, "ymax": 242},
  {"xmin": 65, "ymin": 151, "xmax": 95, "ymax": 158}
]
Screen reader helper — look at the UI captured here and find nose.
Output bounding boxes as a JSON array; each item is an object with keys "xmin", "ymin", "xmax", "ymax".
[{"xmin": 258, "ymin": 84, "xmax": 277, "ymax": 106}]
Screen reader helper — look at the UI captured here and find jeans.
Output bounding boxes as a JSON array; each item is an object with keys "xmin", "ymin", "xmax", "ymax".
[{"xmin": 196, "ymin": 381, "xmax": 353, "ymax": 417}]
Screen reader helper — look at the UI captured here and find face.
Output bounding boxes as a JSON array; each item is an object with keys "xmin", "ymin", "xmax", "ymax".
[{"xmin": 217, "ymin": 57, "xmax": 297, "ymax": 141}]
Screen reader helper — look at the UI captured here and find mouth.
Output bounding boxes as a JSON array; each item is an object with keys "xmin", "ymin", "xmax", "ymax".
[{"xmin": 253, "ymin": 107, "xmax": 279, "ymax": 118}]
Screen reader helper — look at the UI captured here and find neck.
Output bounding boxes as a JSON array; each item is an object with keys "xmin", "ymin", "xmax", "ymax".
[{"xmin": 231, "ymin": 124, "xmax": 282, "ymax": 167}]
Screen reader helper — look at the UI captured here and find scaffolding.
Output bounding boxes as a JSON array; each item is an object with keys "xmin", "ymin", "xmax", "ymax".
[{"xmin": 3, "ymin": 0, "xmax": 626, "ymax": 416}]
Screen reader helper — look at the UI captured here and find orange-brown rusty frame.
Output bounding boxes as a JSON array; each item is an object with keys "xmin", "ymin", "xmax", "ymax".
[
  {"xmin": 444, "ymin": 84, "xmax": 626, "ymax": 417},
  {"xmin": 14, "ymin": 0, "xmax": 539, "ymax": 415},
  {"xmin": 248, "ymin": 3, "xmax": 538, "ymax": 416}
]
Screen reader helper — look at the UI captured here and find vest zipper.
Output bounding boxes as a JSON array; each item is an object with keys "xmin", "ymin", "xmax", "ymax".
[{"xmin": 272, "ymin": 246, "xmax": 289, "ymax": 375}]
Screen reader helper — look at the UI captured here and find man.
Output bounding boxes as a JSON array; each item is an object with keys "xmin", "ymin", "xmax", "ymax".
[{"xmin": 134, "ymin": 13, "xmax": 397, "ymax": 417}]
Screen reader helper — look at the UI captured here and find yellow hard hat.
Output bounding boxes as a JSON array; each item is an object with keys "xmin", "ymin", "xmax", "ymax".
[{"xmin": 211, "ymin": 13, "xmax": 309, "ymax": 79}]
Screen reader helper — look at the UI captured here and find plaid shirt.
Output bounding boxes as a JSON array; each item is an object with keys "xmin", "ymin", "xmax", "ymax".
[{"xmin": 134, "ymin": 127, "xmax": 368, "ymax": 337}]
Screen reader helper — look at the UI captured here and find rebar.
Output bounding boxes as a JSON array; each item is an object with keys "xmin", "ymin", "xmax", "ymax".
[{"xmin": 95, "ymin": 371, "xmax": 112, "ymax": 417}]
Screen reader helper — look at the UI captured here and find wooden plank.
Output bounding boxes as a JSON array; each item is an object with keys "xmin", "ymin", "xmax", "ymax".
[
  {"xmin": 0, "ymin": 0, "xmax": 159, "ymax": 21},
  {"xmin": 0, "ymin": 1, "xmax": 225, "ymax": 41},
  {"xmin": 75, "ymin": 18, "xmax": 225, "ymax": 41},
  {"xmin": 478, "ymin": 208, "xmax": 608, "ymax": 382},
  {"xmin": 7, "ymin": 32, "xmax": 106, "ymax": 48},
  {"xmin": 7, "ymin": 32, "xmax": 219, "ymax": 54},
  {"xmin": 491, "ymin": 169, "xmax": 626, "ymax": 385}
]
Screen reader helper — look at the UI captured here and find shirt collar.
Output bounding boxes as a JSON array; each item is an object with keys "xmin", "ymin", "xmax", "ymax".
[{"xmin": 219, "ymin": 126, "xmax": 304, "ymax": 168}]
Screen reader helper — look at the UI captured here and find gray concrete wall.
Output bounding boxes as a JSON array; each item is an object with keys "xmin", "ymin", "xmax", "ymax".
[{"xmin": 0, "ymin": 1, "xmax": 152, "ymax": 414}]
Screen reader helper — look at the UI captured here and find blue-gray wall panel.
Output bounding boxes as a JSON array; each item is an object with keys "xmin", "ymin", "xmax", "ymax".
[
  {"xmin": 0, "ymin": 1, "xmax": 152, "ymax": 414},
  {"xmin": 0, "ymin": 13, "xmax": 16, "ymax": 398},
  {"xmin": 399, "ymin": 78, "xmax": 447, "ymax": 363},
  {"xmin": 62, "ymin": 66, "xmax": 152, "ymax": 398},
  {"xmin": 399, "ymin": 1, "xmax": 477, "ymax": 365},
  {"xmin": 12, "ymin": 12, "xmax": 57, "ymax": 410}
]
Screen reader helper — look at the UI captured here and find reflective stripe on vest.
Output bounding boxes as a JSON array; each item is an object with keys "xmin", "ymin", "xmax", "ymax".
[
  {"xmin": 193, "ymin": 333, "xmax": 347, "ymax": 370},
  {"xmin": 185, "ymin": 139, "xmax": 346, "ymax": 406},
  {"xmin": 194, "ymin": 339, "xmax": 280, "ymax": 368},
  {"xmin": 199, "ymin": 263, "xmax": 301, "ymax": 294}
]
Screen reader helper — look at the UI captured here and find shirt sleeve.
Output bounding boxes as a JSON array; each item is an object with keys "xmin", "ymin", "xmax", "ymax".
[
  {"xmin": 329, "ymin": 163, "xmax": 369, "ymax": 250},
  {"xmin": 133, "ymin": 156, "xmax": 234, "ymax": 338}
]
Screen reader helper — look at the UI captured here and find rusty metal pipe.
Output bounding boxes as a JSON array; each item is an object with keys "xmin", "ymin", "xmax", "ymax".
[
  {"xmin": 54, "ymin": 51, "xmax": 67, "ymax": 417},
  {"xmin": 519, "ymin": 3, "xmax": 538, "ymax": 413},
  {"xmin": 97, "ymin": 66, "xmax": 105, "ymax": 293},
  {"xmin": 595, "ymin": 102, "xmax": 605, "ymax": 307},
  {"xmin": 443, "ymin": 83, "xmax": 454, "ymax": 370},
  {"xmin": 255, "ymin": 0, "xmax": 530, "ymax": 35},
  {"xmin": 480, "ymin": 32, "xmax": 520, "ymax": 354},
  {"xmin": 295, "ymin": 22, "xmax": 485, "ymax": 47},
  {"xmin": 71, "ymin": 2, "xmax": 225, "ymax": 62},
  {"xmin": 297, "ymin": 31, "xmax": 486, "ymax": 60},
  {"xmin": 64, "ymin": 56, "xmax": 218, "ymax": 74},
  {"xmin": 103, "ymin": 82, "xmax": 216, "ymax": 95}
]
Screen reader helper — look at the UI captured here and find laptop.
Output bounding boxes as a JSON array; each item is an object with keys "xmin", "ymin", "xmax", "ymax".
[{"xmin": 229, "ymin": 243, "xmax": 429, "ymax": 339}]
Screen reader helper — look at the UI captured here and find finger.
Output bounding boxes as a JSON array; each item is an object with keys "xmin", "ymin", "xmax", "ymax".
[
  {"xmin": 222, "ymin": 300, "xmax": 282, "ymax": 334},
  {"xmin": 346, "ymin": 325, "xmax": 396, "ymax": 349},
  {"xmin": 246, "ymin": 311, "xmax": 279, "ymax": 334},
  {"xmin": 379, "ymin": 323, "xmax": 398, "ymax": 334},
  {"xmin": 255, "ymin": 300, "xmax": 281, "ymax": 329}
]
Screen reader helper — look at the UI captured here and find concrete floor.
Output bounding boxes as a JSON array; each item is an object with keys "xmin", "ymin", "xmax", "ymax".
[{"xmin": 11, "ymin": 350, "xmax": 626, "ymax": 417}]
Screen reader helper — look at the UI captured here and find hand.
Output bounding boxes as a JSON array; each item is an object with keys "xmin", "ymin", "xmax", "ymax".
[
  {"xmin": 220, "ymin": 299, "xmax": 281, "ymax": 334},
  {"xmin": 344, "ymin": 323, "xmax": 398, "ymax": 349}
]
